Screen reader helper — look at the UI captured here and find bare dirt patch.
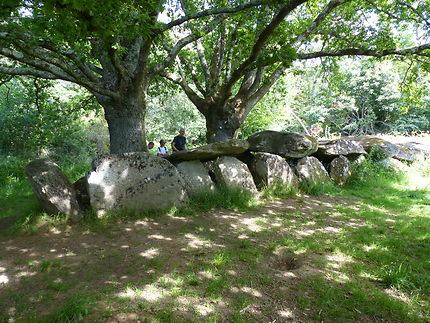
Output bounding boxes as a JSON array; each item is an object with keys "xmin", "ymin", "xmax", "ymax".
[{"xmin": 0, "ymin": 194, "xmax": 374, "ymax": 322}]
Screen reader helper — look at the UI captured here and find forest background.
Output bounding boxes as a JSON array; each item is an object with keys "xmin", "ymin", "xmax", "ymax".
[{"xmin": 1, "ymin": 56, "xmax": 429, "ymax": 167}]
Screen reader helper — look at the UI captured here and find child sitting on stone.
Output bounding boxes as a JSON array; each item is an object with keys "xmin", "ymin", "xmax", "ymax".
[{"xmin": 157, "ymin": 139, "xmax": 169, "ymax": 157}]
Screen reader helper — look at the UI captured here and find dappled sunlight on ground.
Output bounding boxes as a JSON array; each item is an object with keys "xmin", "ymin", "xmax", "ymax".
[{"xmin": 1, "ymin": 190, "xmax": 429, "ymax": 321}]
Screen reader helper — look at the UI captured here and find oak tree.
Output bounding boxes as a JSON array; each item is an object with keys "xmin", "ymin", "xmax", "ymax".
[
  {"xmin": 0, "ymin": 0, "xmax": 263, "ymax": 152},
  {"xmin": 166, "ymin": 0, "xmax": 430, "ymax": 142}
]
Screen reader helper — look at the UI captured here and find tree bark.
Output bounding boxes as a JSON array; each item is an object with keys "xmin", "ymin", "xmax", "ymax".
[
  {"xmin": 204, "ymin": 102, "xmax": 241, "ymax": 143},
  {"xmin": 96, "ymin": 93, "xmax": 147, "ymax": 154}
]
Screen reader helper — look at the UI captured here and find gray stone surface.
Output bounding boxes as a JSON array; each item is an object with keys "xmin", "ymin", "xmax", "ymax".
[
  {"xmin": 295, "ymin": 156, "xmax": 330, "ymax": 185},
  {"xmin": 211, "ymin": 156, "xmax": 258, "ymax": 194},
  {"xmin": 378, "ymin": 158, "xmax": 409, "ymax": 172},
  {"xmin": 247, "ymin": 131, "xmax": 318, "ymax": 158},
  {"xmin": 316, "ymin": 138, "xmax": 366, "ymax": 159},
  {"xmin": 330, "ymin": 156, "xmax": 351, "ymax": 186},
  {"xmin": 249, "ymin": 152, "xmax": 298, "ymax": 189},
  {"xmin": 176, "ymin": 160, "xmax": 215, "ymax": 196},
  {"xmin": 166, "ymin": 139, "xmax": 249, "ymax": 162},
  {"xmin": 88, "ymin": 153, "xmax": 188, "ymax": 213},
  {"xmin": 394, "ymin": 143, "xmax": 426, "ymax": 162},
  {"xmin": 25, "ymin": 159, "xmax": 82, "ymax": 222},
  {"xmin": 348, "ymin": 136, "xmax": 400, "ymax": 160}
]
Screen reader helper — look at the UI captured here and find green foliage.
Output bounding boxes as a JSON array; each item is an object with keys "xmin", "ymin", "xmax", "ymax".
[
  {"xmin": 146, "ymin": 89, "xmax": 206, "ymax": 147},
  {"xmin": 0, "ymin": 78, "xmax": 100, "ymax": 159},
  {"xmin": 187, "ymin": 186, "xmax": 259, "ymax": 212},
  {"xmin": 260, "ymin": 180, "xmax": 298, "ymax": 200},
  {"xmin": 239, "ymin": 78, "xmax": 291, "ymax": 138},
  {"xmin": 299, "ymin": 181, "xmax": 340, "ymax": 196},
  {"xmin": 347, "ymin": 155, "xmax": 401, "ymax": 188},
  {"xmin": 379, "ymin": 262, "xmax": 420, "ymax": 292},
  {"xmin": 275, "ymin": 59, "xmax": 430, "ymax": 136}
]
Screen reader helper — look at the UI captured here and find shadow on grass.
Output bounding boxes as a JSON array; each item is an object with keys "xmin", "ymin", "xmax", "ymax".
[{"xmin": 1, "ymin": 160, "xmax": 429, "ymax": 321}]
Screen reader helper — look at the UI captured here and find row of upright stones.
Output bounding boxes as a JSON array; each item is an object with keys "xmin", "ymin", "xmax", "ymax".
[{"xmin": 25, "ymin": 131, "xmax": 427, "ymax": 222}]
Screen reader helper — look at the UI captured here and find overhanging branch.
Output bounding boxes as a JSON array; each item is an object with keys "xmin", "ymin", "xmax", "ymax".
[
  {"xmin": 157, "ymin": 0, "xmax": 264, "ymax": 33},
  {"xmin": 297, "ymin": 44, "xmax": 430, "ymax": 59}
]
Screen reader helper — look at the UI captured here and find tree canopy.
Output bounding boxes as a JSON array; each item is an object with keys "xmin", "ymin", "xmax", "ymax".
[
  {"xmin": 165, "ymin": 0, "xmax": 430, "ymax": 142},
  {"xmin": 1, "ymin": 0, "xmax": 429, "ymax": 152},
  {"xmin": 0, "ymin": 0, "xmax": 265, "ymax": 152}
]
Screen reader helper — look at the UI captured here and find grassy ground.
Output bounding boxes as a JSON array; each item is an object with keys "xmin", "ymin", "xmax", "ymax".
[{"xmin": 0, "ymin": 159, "xmax": 429, "ymax": 322}]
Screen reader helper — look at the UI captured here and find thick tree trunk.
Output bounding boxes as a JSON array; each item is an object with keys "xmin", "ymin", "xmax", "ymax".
[
  {"xmin": 96, "ymin": 93, "xmax": 147, "ymax": 154},
  {"xmin": 204, "ymin": 102, "xmax": 241, "ymax": 143},
  {"xmin": 105, "ymin": 111, "xmax": 145, "ymax": 154}
]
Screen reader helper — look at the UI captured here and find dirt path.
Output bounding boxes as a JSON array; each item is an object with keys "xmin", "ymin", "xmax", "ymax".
[{"xmin": 0, "ymin": 195, "xmax": 382, "ymax": 322}]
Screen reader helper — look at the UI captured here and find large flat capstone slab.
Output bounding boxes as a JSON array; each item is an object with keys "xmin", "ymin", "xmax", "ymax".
[{"xmin": 88, "ymin": 153, "xmax": 188, "ymax": 212}]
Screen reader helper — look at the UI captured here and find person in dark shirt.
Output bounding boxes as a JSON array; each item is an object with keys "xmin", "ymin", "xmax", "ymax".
[{"xmin": 172, "ymin": 128, "xmax": 186, "ymax": 152}]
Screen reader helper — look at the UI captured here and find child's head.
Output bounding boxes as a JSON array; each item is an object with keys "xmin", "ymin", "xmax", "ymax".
[
  {"xmin": 148, "ymin": 141, "xmax": 154, "ymax": 149},
  {"xmin": 159, "ymin": 139, "xmax": 166, "ymax": 146}
]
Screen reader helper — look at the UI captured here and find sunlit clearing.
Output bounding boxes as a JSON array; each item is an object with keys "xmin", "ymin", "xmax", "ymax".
[
  {"xmin": 198, "ymin": 270, "xmax": 215, "ymax": 279},
  {"xmin": 405, "ymin": 162, "xmax": 430, "ymax": 190},
  {"xmin": 326, "ymin": 252, "xmax": 353, "ymax": 269},
  {"xmin": 49, "ymin": 228, "xmax": 62, "ymax": 234},
  {"xmin": 194, "ymin": 303, "xmax": 215, "ymax": 316},
  {"xmin": 363, "ymin": 244, "xmax": 380, "ymax": 252},
  {"xmin": 324, "ymin": 252, "xmax": 354, "ymax": 282},
  {"xmin": 236, "ymin": 217, "xmax": 264, "ymax": 232}
]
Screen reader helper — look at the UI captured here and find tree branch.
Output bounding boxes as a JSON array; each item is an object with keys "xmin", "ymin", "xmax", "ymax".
[
  {"xmin": 0, "ymin": 66, "xmax": 58, "ymax": 79},
  {"xmin": 293, "ymin": 0, "xmax": 351, "ymax": 47},
  {"xmin": 178, "ymin": 55, "xmax": 207, "ymax": 96},
  {"xmin": 223, "ymin": 0, "xmax": 308, "ymax": 96},
  {"xmin": 297, "ymin": 44, "xmax": 430, "ymax": 59},
  {"xmin": 0, "ymin": 32, "xmax": 101, "ymax": 83},
  {"xmin": 0, "ymin": 46, "xmax": 118, "ymax": 98},
  {"xmin": 172, "ymin": 57, "xmax": 208, "ymax": 112},
  {"xmin": 151, "ymin": 15, "xmax": 225, "ymax": 77},
  {"xmin": 156, "ymin": 0, "xmax": 264, "ymax": 33},
  {"xmin": 195, "ymin": 40, "xmax": 210, "ymax": 90},
  {"xmin": 241, "ymin": 65, "xmax": 284, "ymax": 121}
]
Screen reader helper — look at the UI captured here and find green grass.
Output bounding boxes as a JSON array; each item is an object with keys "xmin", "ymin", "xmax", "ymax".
[
  {"xmin": 186, "ymin": 185, "xmax": 260, "ymax": 212},
  {"xmin": 299, "ymin": 180, "xmax": 340, "ymax": 196},
  {"xmin": 260, "ymin": 180, "xmax": 298, "ymax": 200},
  {"xmin": 44, "ymin": 293, "xmax": 94, "ymax": 323},
  {"xmin": 1, "ymin": 154, "xmax": 430, "ymax": 321}
]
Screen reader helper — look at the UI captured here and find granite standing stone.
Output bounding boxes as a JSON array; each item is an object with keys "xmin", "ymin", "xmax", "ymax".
[
  {"xmin": 211, "ymin": 156, "xmax": 258, "ymax": 193},
  {"xmin": 25, "ymin": 159, "xmax": 82, "ymax": 222},
  {"xmin": 295, "ymin": 156, "xmax": 330, "ymax": 185},
  {"xmin": 166, "ymin": 139, "xmax": 249, "ymax": 162},
  {"xmin": 329, "ymin": 155, "xmax": 351, "ymax": 186},
  {"xmin": 249, "ymin": 152, "xmax": 298, "ymax": 189},
  {"xmin": 348, "ymin": 136, "xmax": 400, "ymax": 160},
  {"xmin": 176, "ymin": 160, "xmax": 215, "ymax": 195},
  {"xmin": 315, "ymin": 138, "xmax": 366, "ymax": 160},
  {"xmin": 88, "ymin": 153, "xmax": 188, "ymax": 213}
]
